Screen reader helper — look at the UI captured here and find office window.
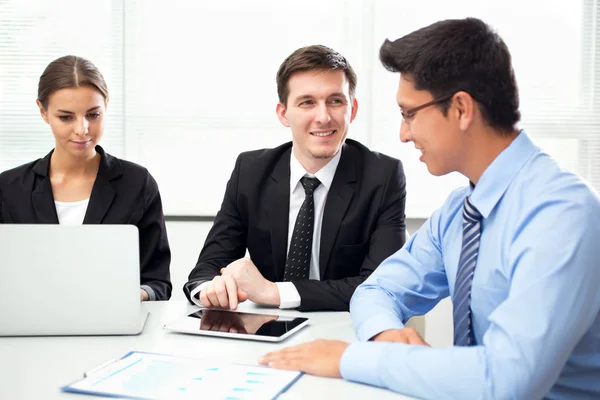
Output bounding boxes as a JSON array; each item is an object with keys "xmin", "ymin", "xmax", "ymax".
[
  {"xmin": 122, "ymin": 0, "xmax": 369, "ymax": 215},
  {"xmin": 2, "ymin": 0, "xmax": 599, "ymax": 218},
  {"xmin": 370, "ymin": 0, "xmax": 599, "ymax": 216},
  {"xmin": 0, "ymin": 0, "xmax": 124, "ymax": 171},
  {"xmin": 122, "ymin": 0, "xmax": 600, "ymax": 216}
]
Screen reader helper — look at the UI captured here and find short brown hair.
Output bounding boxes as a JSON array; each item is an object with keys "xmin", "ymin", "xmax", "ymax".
[
  {"xmin": 276, "ymin": 45, "xmax": 357, "ymax": 106},
  {"xmin": 37, "ymin": 55, "xmax": 109, "ymax": 109}
]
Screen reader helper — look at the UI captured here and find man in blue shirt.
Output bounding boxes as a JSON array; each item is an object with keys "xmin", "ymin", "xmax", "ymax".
[{"xmin": 260, "ymin": 17, "xmax": 600, "ymax": 399}]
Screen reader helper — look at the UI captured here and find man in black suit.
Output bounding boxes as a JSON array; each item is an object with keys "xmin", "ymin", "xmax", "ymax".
[{"xmin": 184, "ymin": 45, "xmax": 406, "ymax": 311}]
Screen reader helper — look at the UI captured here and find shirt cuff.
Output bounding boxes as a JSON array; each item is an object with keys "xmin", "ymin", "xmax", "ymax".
[
  {"xmin": 140, "ymin": 285, "xmax": 156, "ymax": 301},
  {"xmin": 189, "ymin": 281, "xmax": 210, "ymax": 307},
  {"xmin": 355, "ymin": 313, "xmax": 405, "ymax": 341},
  {"xmin": 276, "ymin": 282, "xmax": 301, "ymax": 309}
]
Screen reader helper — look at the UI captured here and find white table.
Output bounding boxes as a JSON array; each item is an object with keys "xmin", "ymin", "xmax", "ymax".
[{"xmin": 0, "ymin": 301, "xmax": 412, "ymax": 399}]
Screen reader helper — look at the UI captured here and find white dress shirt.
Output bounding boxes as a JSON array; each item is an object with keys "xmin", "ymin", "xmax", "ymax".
[
  {"xmin": 276, "ymin": 148, "xmax": 341, "ymax": 308},
  {"xmin": 191, "ymin": 148, "xmax": 342, "ymax": 309},
  {"xmin": 54, "ymin": 199, "xmax": 89, "ymax": 225}
]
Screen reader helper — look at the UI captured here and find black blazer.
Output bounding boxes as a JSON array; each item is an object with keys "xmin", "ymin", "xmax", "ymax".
[
  {"xmin": 0, "ymin": 146, "xmax": 172, "ymax": 300},
  {"xmin": 184, "ymin": 139, "xmax": 406, "ymax": 311}
]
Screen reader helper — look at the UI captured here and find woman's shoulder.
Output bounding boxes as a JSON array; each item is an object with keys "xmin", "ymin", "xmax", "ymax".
[
  {"xmin": 0, "ymin": 157, "xmax": 47, "ymax": 186},
  {"xmin": 97, "ymin": 146, "xmax": 150, "ymax": 178},
  {"xmin": 100, "ymin": 148, "xmax": 158, "ymax": 192}
]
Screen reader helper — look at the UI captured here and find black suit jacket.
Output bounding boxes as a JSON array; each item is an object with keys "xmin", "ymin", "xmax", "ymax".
[
  {"xmin": 0, "ymin": 146, "xmax": 172, "ymax": 300},
  {"xmin": 184, "ymin": 139, "xmax": 406, "ymax": 311}
]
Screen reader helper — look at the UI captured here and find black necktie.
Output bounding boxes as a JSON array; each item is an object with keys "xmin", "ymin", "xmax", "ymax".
[{"xmin": 284, "ymin": 176, "xmax": 321, "ymax": 281}]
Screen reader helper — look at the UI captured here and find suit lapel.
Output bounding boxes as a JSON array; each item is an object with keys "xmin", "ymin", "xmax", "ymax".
[
  {"xmin": 32, "ymin": 178, "xmax": 59, "ymax": 223},
  {"xmin": 319, "ymin": 145, "xmax": 357, "ymax": 279},
  {"xmin": 83, "ymin": 176, "xmax": 115, "ymax": 224},
  {"xmin": 83, "ymin": 146, "xmax": 121, "ymax": 224},
  {"xmin": 268, "ymin": 149, "xmax": 291, "ymax": 282},
  {"xmin": 31, "ymin": 151, "xmax": 59, "ymax": 223},
  {"xmin": 28, "ymin": 146, "xmax": 121, "ymax": 224}
]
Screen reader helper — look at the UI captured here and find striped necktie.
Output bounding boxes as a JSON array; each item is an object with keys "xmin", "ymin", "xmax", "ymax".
[{"xmin": 453, "ymin": 195, "xmax": 483, "ymax": 346}]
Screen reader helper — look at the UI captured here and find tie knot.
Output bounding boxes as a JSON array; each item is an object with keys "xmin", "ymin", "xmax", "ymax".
[
  {"xmin": 300, "ymin": 176, "xmax": 321, "ymax": 195},
  {"xmin": 463, "ymin": 196, "xmax": 482, "ymax": 223}
]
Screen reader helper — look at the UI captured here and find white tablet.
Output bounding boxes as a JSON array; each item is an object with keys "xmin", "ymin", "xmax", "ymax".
[{"xmin": 163, "ymin": 309, "xmax": 309, "ymax": 342}]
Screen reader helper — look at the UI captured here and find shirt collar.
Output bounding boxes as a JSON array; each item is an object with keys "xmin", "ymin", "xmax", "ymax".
[
  {"xmin": 289, "ymin": 148, "xmax": 342, "ymax": 192},
  {"xmin": 470, "ymin": 130, "xmax": 539, "ymax": 218}
]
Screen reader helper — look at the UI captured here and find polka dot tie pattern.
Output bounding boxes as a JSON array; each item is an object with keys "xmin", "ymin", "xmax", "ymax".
[{"xmin": 283, "ymin": 176, "xmax": 321, "ymax": 281}]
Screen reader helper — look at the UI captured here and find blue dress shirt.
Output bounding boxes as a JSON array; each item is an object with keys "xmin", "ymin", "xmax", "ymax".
[{"xmin": 340, "ymin": 131, "xmax": 600, "ymax": 399}]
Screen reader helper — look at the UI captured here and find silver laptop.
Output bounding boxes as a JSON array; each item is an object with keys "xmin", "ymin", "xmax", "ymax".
[{"xmin": 0, "ymin": 224, "xmax": 148, "ymax": 336}]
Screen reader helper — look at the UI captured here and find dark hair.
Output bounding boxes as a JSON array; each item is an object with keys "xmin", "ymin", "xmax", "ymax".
[
  {"xmin": 380, "ymin": 17, "xmax": 520, "ymax": 133},
  {"xmin": 37, "ymin": 55, "xmax": 109, "ymax": 109},
  {"xmin": 276, "ymin": 45, "xmax": 357, "ymax": 106}
]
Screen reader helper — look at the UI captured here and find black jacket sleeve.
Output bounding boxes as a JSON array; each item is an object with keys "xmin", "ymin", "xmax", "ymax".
[
  {"xmin": 0, "ymin": 183, "xmax": 4, "ymax": 223},
  {"xmin": 137, "ymin": 173, "xmax": 172, "ymax": 300}
]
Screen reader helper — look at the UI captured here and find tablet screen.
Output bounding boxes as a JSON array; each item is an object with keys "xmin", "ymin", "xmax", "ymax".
[{"xmin": 187, "ymin": 310, "xmax": 308, "ymax": 338}]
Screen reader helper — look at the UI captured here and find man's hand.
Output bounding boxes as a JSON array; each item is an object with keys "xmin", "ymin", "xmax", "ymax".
[
  {"xmin": 140, "ymin": 288, "xmax": 149, "ymax": 301},
  {"xmin": 220, "ymin": 258, "xmax": 281, "ymax": 306},
  {"xmin": 259, "ymin": 339, "xmax": 349, "ymax": 378},
  {"xmin": 372, "ymin": 328, "xmax": 430, "ymax": 346},
  {"xmin": 199, "ymin": 275, "xmax": 249, "ymax": 310}
]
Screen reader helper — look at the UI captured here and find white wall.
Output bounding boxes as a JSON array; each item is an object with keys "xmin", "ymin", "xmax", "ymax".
[
  {"xmin": 166, "ymin": 219, "xmax": 453, "ymax": 347},
  {"xmin": 166, "ymin": 221, "xmax": 211, "ymax": 301}
]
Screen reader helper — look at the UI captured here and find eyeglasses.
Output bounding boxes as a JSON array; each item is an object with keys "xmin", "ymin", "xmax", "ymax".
[{"xmin": 401, "ymin": 94, "xmax": 454, "ymax": 123}]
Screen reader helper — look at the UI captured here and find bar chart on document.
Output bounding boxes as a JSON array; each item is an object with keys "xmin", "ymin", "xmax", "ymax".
[{"xmin": 62, "ymin": 351, "xmax": 302, "ymax": 399}]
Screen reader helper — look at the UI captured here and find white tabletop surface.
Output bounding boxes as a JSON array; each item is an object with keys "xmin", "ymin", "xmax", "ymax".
[{"xmin": 0, "ymin": 301, "xmax": 413, "ymax": 399}]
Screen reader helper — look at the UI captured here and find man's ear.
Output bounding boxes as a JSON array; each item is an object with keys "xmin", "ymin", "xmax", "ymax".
[
  {"xmin": 276, "ymin": 103, "xmax": 290, "ymax": 127},
  {"xmin": 36, "ymin": 100, "xmax": 50, "ymax": 124},
  {"xmin": 350, "ymin": 97, "xmax": 358, "ymax": 122},
  {"xmin": 453, "ymin": 91, "xmax": 475, "ymax": 131}
]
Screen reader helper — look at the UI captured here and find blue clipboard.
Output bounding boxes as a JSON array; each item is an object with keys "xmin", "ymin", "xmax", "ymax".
[{"xmin": 61, "ymin": 351, "xmax": 303, "ymax": 400}]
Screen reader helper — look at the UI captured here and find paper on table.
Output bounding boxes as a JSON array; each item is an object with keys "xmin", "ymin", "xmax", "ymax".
[{"xmin": 62, "ymin": 351, "xmax": 302, "ymax": 400}]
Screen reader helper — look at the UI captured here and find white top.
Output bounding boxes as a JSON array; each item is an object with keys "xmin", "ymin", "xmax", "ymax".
[
  {"xmin": 54, "ymin": 199, "xmax": 89, "ymax": 225},
  {"xmin": 192, "ymin": 149, "xmax": 342, "ymax": 309}
]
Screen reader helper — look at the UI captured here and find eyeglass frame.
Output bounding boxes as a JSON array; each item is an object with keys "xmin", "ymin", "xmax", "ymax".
[{"xmin": 401, "ymin": 93, "xmax": 455, "ymax": 123}]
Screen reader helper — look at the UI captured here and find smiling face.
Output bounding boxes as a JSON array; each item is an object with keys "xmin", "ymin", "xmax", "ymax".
[
  {"xmin": 396, "ymin": 74, "xmax": 464, "ymax": 176},
  {"xmin": 276, "ymin": 69, "xmax": 358, "ymax": 172},
  {"xmin": 37, "ymin": 86, "xmax": 107, "ymax": 159}
]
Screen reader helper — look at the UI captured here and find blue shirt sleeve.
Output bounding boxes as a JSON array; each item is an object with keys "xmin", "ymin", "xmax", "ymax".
[
  {"xmin": 340, "ymin": 341, "xmax": 487, "ymax": 399},
  {"xmin": 341, "ymin": 187, "xmax": 600, "ymax": 399},
  {"xmin": 350, "ymin": 206, "xmax": 450, "ymax": 341}
]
